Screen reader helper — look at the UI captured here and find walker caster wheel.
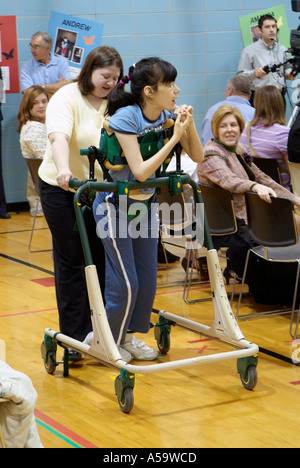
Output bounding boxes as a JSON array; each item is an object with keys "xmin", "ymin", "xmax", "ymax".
[
  {"xmin": 41, "ymin": 334, "xmax": 58, "ymax": 374},
  {"xmin": 240, "ymin": 365, "xmax": 257, "ymax": 390},
  {"xmin": 115, "ymin": 369, "xmax": 135, "ymax": 413},
  {"xmin": 44, "ymin": 352, "xmax": 57, "ymax": 374},
  {"xmin": 118, "ymin": 387, "xmax": 134, "ymax": 414},
  {"xmin": 154, "ymin": 315, "xmax": 172, "ymax": 354},
  {"xmin": 237, "ymin": 355, "xmax": 258, "ymax": 390},
  {"xmin": 157, "ymin": 329, "xmax": 170, "ymax": 354}
]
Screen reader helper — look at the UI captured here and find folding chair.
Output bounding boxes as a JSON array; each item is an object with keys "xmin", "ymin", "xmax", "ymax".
[
  {"xmin": 157, "ymin": 185, "xmax": 198, "ymax": 286},
  {"xmin": 199, "ymin": 184, "xmax": 237, "ymax": 236},
  {"xmin": 252, "ymin": 156, "xmax": 283, "ymax": 185},
  {"xmin": 26, "ymin": 158, "xmax": 51, "ymax": 253},
  {"xmin": 183, "ymin": 184, "xmax": 238, "ymax": 303},
  {"xmin": 236, "ymin": 192, "xmax": 300, "ymax": 338}
]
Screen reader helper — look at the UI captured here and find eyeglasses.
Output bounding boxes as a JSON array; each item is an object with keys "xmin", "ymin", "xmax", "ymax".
[
  {"xmin": 29, "ymin": 43, "xmax": 41, "ymax": 51},
  {"xmin": 157, "ymin": 81, "xmax": 177, "ymax": 90}
]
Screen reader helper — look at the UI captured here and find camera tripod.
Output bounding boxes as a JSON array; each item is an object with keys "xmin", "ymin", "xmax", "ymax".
[
  {"xmin": 288, "ymin": 79, "xmax": 300, "ymax": 128},
  {"xmin": 288, "ymin": 101, "xmax": 300, "ymax": 127}
]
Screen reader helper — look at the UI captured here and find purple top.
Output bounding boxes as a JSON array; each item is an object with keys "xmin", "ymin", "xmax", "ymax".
[{"xmin": 239, "ymin": 121, "xmax": 290, "ymax": 188}]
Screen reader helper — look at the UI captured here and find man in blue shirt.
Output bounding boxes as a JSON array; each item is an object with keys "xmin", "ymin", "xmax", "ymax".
[
  {"xmin": 20, "ymin": 31, "xmax": 72, "ymax": 96},
  {"xmin": 201, "ymin": 75, "xmax": 255, "ymax": 146}
]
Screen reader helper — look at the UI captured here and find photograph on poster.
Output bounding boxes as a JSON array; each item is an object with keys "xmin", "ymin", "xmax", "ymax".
[
  {"xmin": 72, "ymin": 47, "xmax": 83, "ymax": 64},
  {"xmin": 54, "ymin": 28, "xmax": 77, "ymax": 61}
]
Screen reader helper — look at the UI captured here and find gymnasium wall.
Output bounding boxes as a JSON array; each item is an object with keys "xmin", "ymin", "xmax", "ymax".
[{"xmin": 1, "ymin": 0, "xmax": 298, "ymax": 206}]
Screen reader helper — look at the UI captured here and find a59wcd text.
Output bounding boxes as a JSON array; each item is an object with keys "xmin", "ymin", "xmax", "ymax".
[{"xmin": 102, "ymin": 452, "xmax": 197, "ymax": 465}]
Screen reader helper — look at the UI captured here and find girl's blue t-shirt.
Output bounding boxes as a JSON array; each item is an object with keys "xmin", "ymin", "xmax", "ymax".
[{"xmin": 107, "ymin": 103, "xmax": 175, "ymax": 187}]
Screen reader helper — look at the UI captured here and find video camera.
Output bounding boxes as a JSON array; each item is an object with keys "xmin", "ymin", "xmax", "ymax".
[
  {"xmin": 289, "ymin": 0, "xmax": 300, "ymax": 71},
  {"xmin": 290, "ymin": 1, "xmax": 300, "ymax": 52},
  {"xmin": 262, "ymin": 57, "xmax": 300, "ymax": 76}
]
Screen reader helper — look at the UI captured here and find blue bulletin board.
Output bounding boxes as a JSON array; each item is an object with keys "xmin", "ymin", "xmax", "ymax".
[{"xmin": 48, "ymin": 11, "xmax": 104, "ymax": 78}]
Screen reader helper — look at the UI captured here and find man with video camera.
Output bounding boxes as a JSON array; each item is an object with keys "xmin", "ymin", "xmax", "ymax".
[{"xmin": 237, "ymin": 13, "xmax": 296, "ymax": 107}]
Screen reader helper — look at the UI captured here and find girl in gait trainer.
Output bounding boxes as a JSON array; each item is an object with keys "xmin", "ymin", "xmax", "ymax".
[{"xmin": 88, "ymin": 57, "xmax": 203, "ymax": 362}]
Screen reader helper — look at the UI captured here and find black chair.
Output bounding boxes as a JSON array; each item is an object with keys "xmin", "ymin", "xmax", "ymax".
[
  {"xmin": 182, "ymin": 184, "xmax": 238, "ymax": 304},
  {"xmin": 157, "ymin": 185, "xmax": 200, "ymax": 289},
  {"xmin": 252, "ymin": 157, "xmax": 283, "ymax": 185},
  {"xmin": 26, "ymin": 158, "xmax": 51, "ymax": 253},
  {"xmin": 236, "ymin": 192, "xmax": 300, "ymax": 338},
  {"xmin": 199, "ymin": 184, "xmax": 237, "ymax": 236}
]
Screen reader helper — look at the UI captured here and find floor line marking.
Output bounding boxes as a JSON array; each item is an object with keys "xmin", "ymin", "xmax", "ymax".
[
  {"xmin": 0, "ymin": 307, "xmax": 57, "ymax": 318},
  {"xmin": 35, "ymin": 409, "xmax": 98, "ymax": 448},
  {"xmin": 0, "ymin": 253, "xmax": 54, "ymax": 275}
]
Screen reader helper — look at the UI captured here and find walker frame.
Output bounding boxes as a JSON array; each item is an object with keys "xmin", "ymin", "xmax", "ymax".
[{"xmin": 41, "ymin": 169, "xmax": 259, "ymax": 413}]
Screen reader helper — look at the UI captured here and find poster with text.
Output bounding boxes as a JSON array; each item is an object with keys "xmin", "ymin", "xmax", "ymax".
[
  {"xmin": 0, "ymin": 15, "xmax": 19, "ymax": 96},
  {"xmin": 239, "ymin": 5, "xmax": 290, "ymax": 48},
  {"xmin": 48, "ymin": 11, "xmax": 104, "ymax": 79}
]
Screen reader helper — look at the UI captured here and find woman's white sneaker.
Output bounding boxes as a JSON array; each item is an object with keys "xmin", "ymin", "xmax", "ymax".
[{"xmin": 122, "ymin": 334, "xmax": 158, "ymax": 361}]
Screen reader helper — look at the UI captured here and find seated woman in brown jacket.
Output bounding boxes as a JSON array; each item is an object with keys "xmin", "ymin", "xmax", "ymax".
[{"xmin": 198, "ymin": 105, "xmax": 300, "ymax": 281}]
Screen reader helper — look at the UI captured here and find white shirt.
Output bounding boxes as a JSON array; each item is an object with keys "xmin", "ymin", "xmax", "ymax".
[{"xmin": 20, "ymin": 120, "xmax": 47, "ymax": 159}]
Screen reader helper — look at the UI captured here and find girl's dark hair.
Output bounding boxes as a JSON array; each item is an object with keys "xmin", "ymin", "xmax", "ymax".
[
  {"xmin": 77, "ymin": 45, "xmax": 123, "ymax": 96},
  {"xmin": 106, "ymin": 57, "xmax": 177, "ymax": 116}
]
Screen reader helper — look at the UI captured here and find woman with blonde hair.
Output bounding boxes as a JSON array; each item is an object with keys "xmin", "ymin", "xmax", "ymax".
[
  {"xmin": 17, "ymin": 85, "xmax": 49, "ymax": 216},
  {"xmin": 239, "ymin": 85, "xmax": 291, "ymax": 189},
  {"xmin": 198, "ymin": 104, "xmax": 300, "ymax": 281}
]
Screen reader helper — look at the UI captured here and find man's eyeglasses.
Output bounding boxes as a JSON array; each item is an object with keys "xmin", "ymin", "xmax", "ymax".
[{"xmin": 29, "ymin": 43, "xmax": 41, "ymax": 51}]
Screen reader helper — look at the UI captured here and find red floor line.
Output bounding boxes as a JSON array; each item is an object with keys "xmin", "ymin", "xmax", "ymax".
[
  {"xmin": 35, "ymin": 409, "xmax": 98, "ymax": 448},
  {"xmin": 0, "ymin": 307, "xmax": 57, "ymax": 318}
]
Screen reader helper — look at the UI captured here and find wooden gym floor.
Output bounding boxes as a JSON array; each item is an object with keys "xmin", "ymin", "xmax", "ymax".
[{"xmin": 0, "ymin": 211, "xmax": 300, "ymax": 448}]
